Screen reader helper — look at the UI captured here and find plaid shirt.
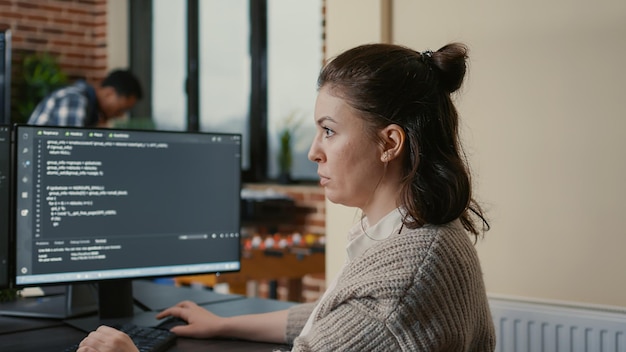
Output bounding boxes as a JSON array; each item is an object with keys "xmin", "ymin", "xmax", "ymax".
[{"xmin": 27, "ymin": 80, "xmax": 98, "ymax": 126}]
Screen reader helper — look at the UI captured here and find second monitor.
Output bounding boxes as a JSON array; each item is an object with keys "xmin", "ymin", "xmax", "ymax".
[{"xmin": 10, "ymin": 125, "xmax": 242, "ymax": 324}]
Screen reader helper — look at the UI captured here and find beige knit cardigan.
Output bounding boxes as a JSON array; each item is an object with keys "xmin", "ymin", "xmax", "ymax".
[{"xmin": 285, "ymin": 220, "xmax": 495, "ymax": 351}]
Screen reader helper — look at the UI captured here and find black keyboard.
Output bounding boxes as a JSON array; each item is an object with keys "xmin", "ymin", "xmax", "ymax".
[{"xmin": 63, "ymin": 323, "xmax": 176, "ymax": 352}]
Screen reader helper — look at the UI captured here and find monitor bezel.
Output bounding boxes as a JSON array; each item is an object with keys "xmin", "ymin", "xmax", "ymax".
[{"xmin": 0, "ymin": 124, "xmax": 12, "ymax": 289}]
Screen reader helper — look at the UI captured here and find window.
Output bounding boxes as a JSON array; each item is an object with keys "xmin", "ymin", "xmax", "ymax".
[
  {"xmin": 152, "ymin": 0, "xmax": 186, "ymax": 132},
  {"xmin": 267, "ymin": 0, "xmax": 322, "ymax": 180},
  {"xmin": 134, "ymin": 0, "xmax": 323, "ymax": 182},
  {"xmin": 198, "ymin": 0, "xmax": 251, "ymax": 172}
]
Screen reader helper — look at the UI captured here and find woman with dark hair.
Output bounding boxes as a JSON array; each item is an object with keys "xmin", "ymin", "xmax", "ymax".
[{"xmin": 78, "ymin": 43, "xmax": 495, "ymax": 352}]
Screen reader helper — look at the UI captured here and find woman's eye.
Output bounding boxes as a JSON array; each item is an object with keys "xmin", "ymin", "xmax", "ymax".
[{"xmin": 323, "ymin": 127, "xmax": 335, "ymax": 138}]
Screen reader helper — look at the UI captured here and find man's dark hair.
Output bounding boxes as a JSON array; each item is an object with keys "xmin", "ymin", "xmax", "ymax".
[{"xmin": 101, "ymin": 69, "xmax": 143, "ymax": 100}]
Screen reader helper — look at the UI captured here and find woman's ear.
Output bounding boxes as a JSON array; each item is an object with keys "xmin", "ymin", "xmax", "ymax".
[{"xmin": 379, "ymin": 124, "xmax": 405, "ymax": 162}]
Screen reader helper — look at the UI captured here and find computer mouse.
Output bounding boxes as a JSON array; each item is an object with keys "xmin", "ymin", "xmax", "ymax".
[{"xmin": 155, "ymin": 316, "xmax": 188, "ymax": 330}]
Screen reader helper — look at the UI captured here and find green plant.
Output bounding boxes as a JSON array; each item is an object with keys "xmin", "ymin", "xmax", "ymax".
[
  {"xmin": 13, "ymin": 52, "xmax": 68, "ymax": 123},
  {"xmin": 276, "ymin": 111, "xmax": 304, "ymax": 182},
  {"xmin": 0, "ymin": 288, "xmax": 19, "ymax": 302},
  {"xmin": 278, "ymin": 128, "xmax": 293, "ymax": 174}
]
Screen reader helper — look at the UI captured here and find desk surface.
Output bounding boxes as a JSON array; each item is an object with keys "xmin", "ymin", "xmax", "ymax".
[
  {"xmin": 0, "ymin": 281, "xmax": 295, "ymax": 352},
  {"xmin": 0, "ymin": 325, "xmax": 291, "ymax": 352}
]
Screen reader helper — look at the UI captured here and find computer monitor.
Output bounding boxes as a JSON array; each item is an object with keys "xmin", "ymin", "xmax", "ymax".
[
  {"xmin": 8, "ymin": 125, "xmax": 241, "ymax": 327},
  {"xmin": 0, "ymin": 125, "xmax": 11, "ymax": 289}
]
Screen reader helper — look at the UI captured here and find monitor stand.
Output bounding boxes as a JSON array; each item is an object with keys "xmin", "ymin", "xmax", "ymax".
[
  {"xmin": 0, "ymin": 283, "xmax": 98, "ymax": 319},
  {"xmin": 64, "ymin": 279, "xmax": 157, "ymax": 332},
  {"xmin": 65, "ymin": 279, "xmax": 247, "ymax": 332}
]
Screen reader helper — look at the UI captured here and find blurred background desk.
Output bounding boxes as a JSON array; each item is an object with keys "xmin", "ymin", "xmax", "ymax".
[{"xmin": 174, "ymin": 247, "xmax": 325, "ymax": 302}]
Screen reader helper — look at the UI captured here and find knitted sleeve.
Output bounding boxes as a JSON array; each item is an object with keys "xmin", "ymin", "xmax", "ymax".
[
  {"xmin": 290, "ymin": 223, "xmax": 495, "ymax": 351},
  {"xmin": 285, "ymin": 302, "xmax": 317, "ymax": 343},
  {"xmin": 291, "ymin": 300, "xmax": 401, "ymax": 351}
]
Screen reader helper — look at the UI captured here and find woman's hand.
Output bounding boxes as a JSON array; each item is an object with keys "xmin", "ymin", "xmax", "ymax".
[
  {"xmin": 156, "ymin": 300, "xmax": 225, "ymax": 339},
  {"xmin": 77, "ymin": 325, "xmax": 139, "ymax": 352},
  {"xmin": 157, "ymin": 300, "xmax": 289, "ymax": 343}
]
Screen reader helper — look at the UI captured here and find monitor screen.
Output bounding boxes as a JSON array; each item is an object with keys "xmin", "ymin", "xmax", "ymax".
[
  {"xmin": 11, "ymin": 125, "xmax": 241, "ymax": 322},
  {"xmin": 0, "ymin": 125, "xmax": 10, "ymax": 289}
]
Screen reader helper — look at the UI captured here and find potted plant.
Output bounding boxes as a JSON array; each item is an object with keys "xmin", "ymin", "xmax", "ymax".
[
  {"xmin": 12, "ymin": 52, "xmax": 68, "ymax": 123},
  {"xmin": 277, "ymin": 128, "xmax": 293, "ymax": 184},
  {"xmin": 276, "ymin": 111, "xmax": 304, "ymax": 184}
]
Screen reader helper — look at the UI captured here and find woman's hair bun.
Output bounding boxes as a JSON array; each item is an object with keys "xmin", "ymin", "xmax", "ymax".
[{"xmin": 429, "ymin": 43, "xmax": 469, "ymax": 94}]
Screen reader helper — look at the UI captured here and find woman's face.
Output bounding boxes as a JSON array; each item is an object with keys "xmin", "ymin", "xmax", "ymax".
[{"xmin": 308, "ymin": 86, "xmax": 385, "ymax": 208}]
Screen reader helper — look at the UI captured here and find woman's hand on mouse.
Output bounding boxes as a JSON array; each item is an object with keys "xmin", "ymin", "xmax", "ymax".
[{"xmin": 156, "ymin": 300, "xmax": 226, "ymax": 338}]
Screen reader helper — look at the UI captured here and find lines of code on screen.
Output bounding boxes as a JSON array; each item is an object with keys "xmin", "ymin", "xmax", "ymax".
[{"xmin": 14, "ymin": 126, "xmax": 241, "ymax": 283}]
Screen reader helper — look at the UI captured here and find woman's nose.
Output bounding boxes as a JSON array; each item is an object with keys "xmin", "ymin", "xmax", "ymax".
[{"xmin": 308, "ymin": 140, "xmax": 323, "ymax": 163}]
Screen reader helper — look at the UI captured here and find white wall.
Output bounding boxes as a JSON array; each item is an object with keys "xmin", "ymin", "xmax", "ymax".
[
  {"xmin": 325, "ymin": 0, "xmax": 626, "ymax": 308},
  {"xmin": 106, "ymin": 0, "xmax": 129, "ymax": 70}
]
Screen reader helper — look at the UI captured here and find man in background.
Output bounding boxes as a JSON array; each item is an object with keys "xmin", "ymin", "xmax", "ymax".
[{"xmin": 27, "ymin": 69, "xmax": 143, "ymax": 127}]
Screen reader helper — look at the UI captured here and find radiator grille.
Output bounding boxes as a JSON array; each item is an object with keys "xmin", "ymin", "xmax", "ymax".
[{"xmin": 490, "ymin": 296, "xmax": 626, "ymax": 352}]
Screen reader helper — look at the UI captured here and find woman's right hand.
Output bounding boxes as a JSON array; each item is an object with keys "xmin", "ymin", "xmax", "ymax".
[{"xmin": 156, "ymin": 300, "xmax": 226, "ymax": 339}]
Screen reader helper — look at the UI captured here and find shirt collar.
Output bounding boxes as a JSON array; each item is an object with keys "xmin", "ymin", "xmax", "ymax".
[{"xmin": 346, "ymin": 208, "xmax": 404, "ymax": 260}]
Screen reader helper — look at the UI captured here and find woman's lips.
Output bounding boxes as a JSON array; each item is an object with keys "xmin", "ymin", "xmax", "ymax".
[{"xmin": 318, "ymin": 175, "xmax": 329, "ymax": 186}]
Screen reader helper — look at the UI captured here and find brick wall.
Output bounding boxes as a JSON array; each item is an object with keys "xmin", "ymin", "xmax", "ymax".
[
  {"xmin": 243, "ymin": 183, "xmax": 326, "ymax": 236},
  {"xmin": 0, "ymin": 0, "xmax": 109, "ymax": 85}
]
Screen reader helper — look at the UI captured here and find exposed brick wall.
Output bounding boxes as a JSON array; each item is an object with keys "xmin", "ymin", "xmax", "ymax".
[
  {"xmin": 0, "ymin": 0, "xmax": 109, "ymax": 85},
  {"xmin": 243, "ymin": 183, "xmax": 326, "ymax": 236}
]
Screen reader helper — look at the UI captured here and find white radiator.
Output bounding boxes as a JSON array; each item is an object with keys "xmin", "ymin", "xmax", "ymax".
[{"xmin": 489, "ymin": 295, "xmax": 626, "ymax": 352}]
